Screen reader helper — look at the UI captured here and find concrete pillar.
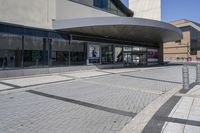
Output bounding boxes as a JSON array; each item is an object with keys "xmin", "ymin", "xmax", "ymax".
[
  {"xmin": 182, "ymin": 64, "xmax": 189, "ymax": 90},
  {"xmin": 196, "ymin": 61, "xmax": 200, "ymax": 84},
  {"xmin": 158, "ymin": 43, "xmax": 164, "ymax": 64}
]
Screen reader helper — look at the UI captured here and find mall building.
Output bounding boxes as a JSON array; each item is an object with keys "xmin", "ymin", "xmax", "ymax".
[
  {"xmin": 0, "ymin": 0, "xmax": 182, "ymax": 77},
  {"xmin": 164, "ymin": 19, "xmax": 200, "ymax": 61}
]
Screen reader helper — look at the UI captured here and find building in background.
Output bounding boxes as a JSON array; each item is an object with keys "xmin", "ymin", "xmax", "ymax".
[
  {"xmin": 129, "ymin": 0, "xmax": 161, "ymax": 21},
  {"xmin": 0, "ymin": 0, "xmax": 181, "ymax": 78},
  {"xmin": 164, "ymin": 19, "xmax": 200, "ymax": 61}
]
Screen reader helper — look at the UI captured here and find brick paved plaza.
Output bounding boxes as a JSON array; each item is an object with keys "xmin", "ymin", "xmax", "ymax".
[{"xmin": 0, "ymin": 65, "xmax": 199, "ymax": 133}]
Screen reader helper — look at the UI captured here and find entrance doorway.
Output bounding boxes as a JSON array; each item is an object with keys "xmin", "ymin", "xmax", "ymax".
[{"xmin": 123, "ymin": 47, "xmax": 147, "ymax": 67}]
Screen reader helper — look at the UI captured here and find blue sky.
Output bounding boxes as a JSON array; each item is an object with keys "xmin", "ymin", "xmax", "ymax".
[
  {"xmin": 122, "ymin": 0, "xmax": 200, "ymax": 23},
  {"xmin": 162, "ymin": 0, "xmax": 200, "ymax": 23},
  {"xmin": 121, "ymin": 0, "xmax": 129, "ymax": 6}
]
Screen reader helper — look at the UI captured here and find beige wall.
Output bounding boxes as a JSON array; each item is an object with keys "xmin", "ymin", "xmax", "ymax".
[
  {"xmin": 56, "ymin": 0, "xmax": 116, "ymax": 20},
  {"xmin": 0, "ymin": 0, "xmax": 116, "ymax": 29},
  {"xmin": 129, "ymin": 0, "xmax": 161, "ymax": 20},
  {"xmin": 0, "ymin": 0, "xmax": 56, "ymax": 29},
  {"xmin": 163, "ymin": 31, "xmax": 195, "ymax": 61}
]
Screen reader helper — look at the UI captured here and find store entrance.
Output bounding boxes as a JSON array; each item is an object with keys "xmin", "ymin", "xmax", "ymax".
[
  {"xmin": 132, "ymin": 53, "xmax": 147, "ymax": 66},
  {"xmin": 123, "ymin": 47, "xmax": 147, "ymax": 67},
  {"xmin": 123, "ymin": 52, "xmax": 132, "ymax": 67}
]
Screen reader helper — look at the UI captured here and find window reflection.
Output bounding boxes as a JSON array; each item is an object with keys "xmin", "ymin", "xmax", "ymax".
[
  {"xmin": 101, "ymin": 45, "xmax": 113, "ymax": 64},
  {"xmin": 51, "ymin": 39, "xmax": 69, "ymax": 66},
  {"xmin": 70, "ymin": 42, "xmax": 86, "ymax": 65},
  {"xmin": 123, "ymin": 46, "xmax": 147, "ymax": 67},
  {"xmin": 0, "ymin": 33, "xmax": 22, "ymax": 70},
  {"xmin": 24, "ymin": 36, "xmax": 48, "ymax": 68},
  {"xmin": 115, "ymin": 47, "xmax": 123, "ymax": 63},
  {"xmin": 94, "ymin": 0, "xmax": 108, "ymax": 9}
]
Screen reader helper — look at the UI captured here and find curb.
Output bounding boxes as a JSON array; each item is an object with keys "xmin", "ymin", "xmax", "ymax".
[{"xmin": 120, "ymin": 86, "xmax": 182, "ymax": 133}]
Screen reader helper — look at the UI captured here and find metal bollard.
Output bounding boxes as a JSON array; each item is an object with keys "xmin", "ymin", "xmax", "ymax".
[
  {"xmin": 196, "ymin": 62, "xmax": 200, "ymax": 84},
  {"xmin": 182, "ymin": 65, "xmax": 189, "ymax": 90}
]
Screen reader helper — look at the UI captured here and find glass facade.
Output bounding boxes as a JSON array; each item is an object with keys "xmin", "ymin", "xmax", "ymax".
[
  {"xmin": 70, "ymin": 0, "xmax": 127, "ymax": 16},
  {"xmin": 101, "ymin": 45, "xmax": 113, "ymax": 64},
  {"xmin": 114, "ymin": 47, "xmax": 123, "ymax": 63},
  {"xmin": 0, "ymin": 33, "xmax": 22, "ymax": 70},
  {"xmin": 0, "ymin": 23, "xmax": 70, "ymax": 70},
  {"xmin": 190, "ymin": 27, "xmax": 200, "ymax": 55},
  {"xmin": 94, "ymin": 0, "xmax": 108, "ymax": 10},
  {"xmin": 70, "ymin": 42, "xmax": 86, "ymax": 65},
  {"xmin": 123, "ymin": 46, "xmax": 147, "ymax": 67},
  {"xmin": 0, "ymin": 23, "xmax": 160, "ymax": 71},
  {"xmin": 51, "ymin": 39, "xmax": 69, "ymax": 66},
  {"xmin": 94, "ymin": 0, "xmax": 127, "ymax": 16},
  {"xmin": 180, "ymin": 26, "xmax": 200, "ymax": 56},
  {"xmin": 24, "ymin": 36, "xmax": 48, "ymax": 68}
]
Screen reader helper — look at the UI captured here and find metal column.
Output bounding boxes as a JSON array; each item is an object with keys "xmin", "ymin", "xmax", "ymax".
[
  {"xmin": 182, "ymin": 64, "xmax": 189, "ymax": 90},
  {"xmin": 196, "ymin": 61, "xmax": 200, "ymax": 84}
]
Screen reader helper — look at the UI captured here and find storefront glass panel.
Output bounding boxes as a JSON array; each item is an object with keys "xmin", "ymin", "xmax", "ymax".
[
  {"xmin": 123, "ymin": 47, "xmax": 132, "ymax": 67},
  {"xmin": 51, "ymin": 39, "xmax": 69, "ymax": 66},
  {"xmin": 115, "ymin": 47, "xmax": 123, "ymax": 63},
  {"xmin": 70, "ymin": 42, "xmax": 86, "ymax": 65},
  {"xmin": 24, "ymin": 36, "xmax": 48, "ymax": 68},
  {"xmin": 0, "ymin": 33, "xmax": 22, "ymax": 70},
  {"xmin": 123, "ymin": 46, "xmax": 147, "ymax": 67},
  {"xmin": 101, "ymin": 45, "xmax": 113, "ymax": 64},
  {"xmin": 132, "ymin": 46, "xmax": 147, "ymax": 66},
  {"xmin": 147, "ymin": 48, "xmax": 159, "ymax": 65},
  {"xmin": 88, "ymin": 44, "xmax": 100, "ymax": 64}
]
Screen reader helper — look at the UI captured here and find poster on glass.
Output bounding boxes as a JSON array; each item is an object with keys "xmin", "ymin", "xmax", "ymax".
[
  {"xmin": 147, "ymin": 48, "xmax": 158, "ymax": 65},
  {"xmin": 88, "ymin": 45, "xmax": 100, "ymax": 63}
]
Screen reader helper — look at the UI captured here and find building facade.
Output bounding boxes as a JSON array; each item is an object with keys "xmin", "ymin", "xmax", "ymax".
[
  {"xmin": 129, "ymin": 0, "xmax": 161, "ymax": 21},
  {"xmin": 0, "ymin": 0, "xmax": 181, "ymax": 77},
  {"xmin": 164, "ymin": 19, "xmax": 200, "ymax": 62}
]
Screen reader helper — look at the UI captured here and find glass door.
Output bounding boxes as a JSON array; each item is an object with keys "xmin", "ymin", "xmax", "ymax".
[
  {"xmin": 132, "ymin": 54, "xmax": 147, "ymax": 66},
  {"xmin": 123, "ymin": 52, "xmax": 132, "ymax": 67},
  {"xmin": 123, "ymin": 46, "xmax": 147, "ymax": 67}
]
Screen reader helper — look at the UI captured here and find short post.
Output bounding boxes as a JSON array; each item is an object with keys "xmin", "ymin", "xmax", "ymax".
[
  {"xmin": 182, "ymin": 64, "xmax": 189, "ymax": 90},
  {"xmin": 196, "ymin": 61, "xmax": 200, "ymax": 84}
]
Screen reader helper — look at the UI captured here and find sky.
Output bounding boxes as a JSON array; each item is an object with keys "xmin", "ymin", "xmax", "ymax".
[
  {"xmin": 162, "ymin": 0, "xmax": 200, "ymax": 23},
  {"xmin": 121, "ymin": 0, "xmax": 129, "ymax": 7},
  {"xmin": 122, "ymin": 0, "xmax": 200, "ymax": 23}
]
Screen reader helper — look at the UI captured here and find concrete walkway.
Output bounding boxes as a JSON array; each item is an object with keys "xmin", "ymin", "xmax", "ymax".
[
  {"xmin": 0, "ymin": 66, "xmax": 199, "ymax": 133},
  {"xmin": 161, "ymin": 85, "xmax": 200, "ymax": 133},
  {"xmin": 142, "ymin": 85, "xmax": 200, "ymax": 133}
]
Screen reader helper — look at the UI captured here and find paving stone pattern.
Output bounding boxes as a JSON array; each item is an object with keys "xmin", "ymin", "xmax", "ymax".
[{"xmin": 0, "ymin": 66, "xmax": 196, "ymax": 133}]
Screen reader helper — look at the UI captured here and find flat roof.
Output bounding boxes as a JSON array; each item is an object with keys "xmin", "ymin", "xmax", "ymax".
[{"xmin": 53, "ymin": 17, "xmax": 182, "ymax": 44}]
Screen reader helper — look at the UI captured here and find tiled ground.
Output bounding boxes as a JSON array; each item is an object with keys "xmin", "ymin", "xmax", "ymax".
[
  {"xmin": 1, "ymin": 75, "xmax": 73, "ymax": 87},
  {"xmin": 0, "ymin": 66, "xmax": 196, "ymax": 133},
  {"xmin": 61, "ymin": 70, "xmax": 108, "ymax": 78},
  {"xmin": 161, "ymin": 97, "xmax": 200, "ymax": 133},
  {"xmin": 161, "ymin": 85, "xmax": 200, "ymax": 133},
  {"xmin": 0, "ymin": 84, "xmax": 13, "ymax": 90}
]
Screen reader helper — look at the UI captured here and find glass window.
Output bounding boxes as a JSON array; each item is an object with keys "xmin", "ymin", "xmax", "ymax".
[
  {"xmin": 70, "ymin": 0, "xmax": 128, "ymax": 17},
  {"xmin": 88, "ymin": 44, "xmax": 100, "ymax": 64},
  {"xmin": 114, "ymin": 47, "xmax": 123, "ymax": 63},
  {"xmin": 51, "ymin": 39, "xmax": 69, "ymax": 66},
  {"xmin": 70, "ymin": 42, "xmax": 86, "ymax": 65},
  {"xmin": 24, "ymin": 36, "xmax": 48, "ymax": 68},
  {"xmin": 109, "ymin": 1, "xmax": 118, "ymax": 14},
  {"xmin": 93, "ymin": 0, "xmax": 108, "ymax": 9},
  {"xmin": 147, "ymin": 48, "xmax": 159, "ymax": 65},
  {"xmin": 133, "ymin": 46, "xmax": 147, "ymax": 52},
  {"xmin": 0, "ymin": 33, "xmax": 22, "ymax": 70},
  {"xmin": 101, "ymin": 45, "xmax": 113, "ymax": 64},
  {"xmin": 123, "ymin": 46, "xmax": 132, "ymax": 52}
]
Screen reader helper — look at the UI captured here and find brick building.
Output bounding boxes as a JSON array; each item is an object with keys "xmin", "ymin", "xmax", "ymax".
[{"xmin": 164, "ymin": 19, "xmax": 200, "ymax": 61}]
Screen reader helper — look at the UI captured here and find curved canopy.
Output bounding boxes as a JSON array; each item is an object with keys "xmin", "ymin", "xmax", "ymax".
[{"xmin": 53, "ymin": 17, "xmax": 182, "ymax": 43}]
